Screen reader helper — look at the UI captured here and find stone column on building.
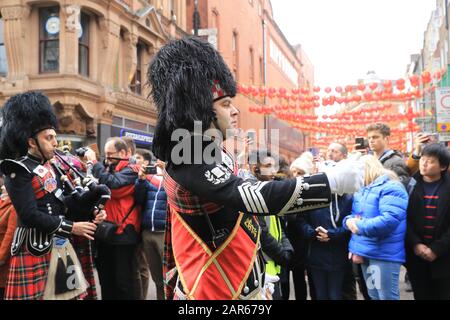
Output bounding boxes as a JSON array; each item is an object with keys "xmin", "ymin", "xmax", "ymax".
[
  {"xmin": 0, "ymin": 5, "xmax": 30, "ymax": 82},
  {"xmin": 123, "ymin": 30, "xmax": 138, "ymax": 91},
  {"xmin": 61, "ymin": 3, "xmax": 80, "ymax": 75},
  {"xmin": 98, "ymin": 16, "xmax": 121, "ymax": 88}
]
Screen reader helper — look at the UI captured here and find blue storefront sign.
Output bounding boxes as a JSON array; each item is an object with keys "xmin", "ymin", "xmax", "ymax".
[{"xmin": 119, "ymin": 128, "xmax": 154, "ymax": 146}]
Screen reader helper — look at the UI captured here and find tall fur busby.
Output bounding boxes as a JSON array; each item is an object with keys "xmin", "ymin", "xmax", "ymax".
[
  {"xmin": 0, "ymin": 91, "xmax": 58, "ymax": 160},
  {"xmin": 147, "ymin": 36, "xmax": 237, "ymax": 161}
]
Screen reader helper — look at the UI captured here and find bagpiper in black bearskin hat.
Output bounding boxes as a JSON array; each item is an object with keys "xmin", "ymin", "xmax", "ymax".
[
  {"xmin": 148, "ymin": 36, "xmax": 237, "ymax": 162},
  {"xmin": 0, "ymin": 91, "xmax": 58, "ymax": 160}
]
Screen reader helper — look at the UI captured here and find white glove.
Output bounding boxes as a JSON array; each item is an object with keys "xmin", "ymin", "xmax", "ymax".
[
  {"xmin": 323, "ymin": 159, "xmax": 364, "ymax": 195},
  {"xmin": 261, "ymin": 273, "xmax": 279, "ymax": 300}
]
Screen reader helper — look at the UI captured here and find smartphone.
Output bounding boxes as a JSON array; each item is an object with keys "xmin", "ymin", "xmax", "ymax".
[
  {"xmin": 355, "ymin": 137, "xmax": 367, "ymax": 150},
  {"xmin": 247, "ymin": 131, "xmax": 256, "ymax": 143},
  {"xmin": 144, "ymin": 165, "xmax": 157, "ymax": 175},
  {"xmin": 316, "ymin": 226, "xmax": 328, "ymax": 233},
  {"xmin": 309, "ymin": 147, "xmax": 320, "ymax": 157},
  {"xmin": 426, "ymin": 133, "xmax": 439, "ymax": 144}
]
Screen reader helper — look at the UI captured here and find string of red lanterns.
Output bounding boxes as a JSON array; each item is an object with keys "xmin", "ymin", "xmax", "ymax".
[
  {"xmin": 238, "ymin": 68, "xmax": 446, "ymax": 103},
  {"xmin": 238, "ymin": 68, "xmax": 446, "ymax": 142}
]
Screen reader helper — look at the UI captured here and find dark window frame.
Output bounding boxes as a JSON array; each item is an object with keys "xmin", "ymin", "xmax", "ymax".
[
  {"xmin": 78, "ymin": 11, "xmax": 90, "ymax": 77},
  {"xmin": 131, "ymin": 43, "xmax": 144, "ymax": 95},
  {"xmin": 39, "ymin": 6, "xmax": 60, "ymax": 74}
]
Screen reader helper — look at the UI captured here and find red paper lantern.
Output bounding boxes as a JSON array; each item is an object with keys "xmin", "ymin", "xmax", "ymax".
[
  {"xmin": 369, "ymin": 83, "xmax": 378, "ymax": 90},
  {"xmin": 357, "ymin": 83, "xmax": 366, "ymax": 91},
  {"xmin": 325, "ymin": 87, "xmax": 332, "ymax": 93},
  {"xmin": 335, "ymin": 86, "xmax": 343, "ymax": 93},
  {"xmin": 433, "ymin": 71, "xmax": 442, "ymax": 80},
  {"xmin": 409, "ymin": 75, "xmax": 420, "ymax": 87}
]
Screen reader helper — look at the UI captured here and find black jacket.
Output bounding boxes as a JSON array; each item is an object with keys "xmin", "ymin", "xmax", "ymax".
[
  {"xmin": 379, "ymin": 149, "xmax": 410, "ymax": 186},
  {"xmin": 297, "ymin": 194, "xmax": 353, "ymax": 271},
  {"xmin": 257, "ymin": 215, "xmax": 293, "ymax": 267},
  {"xmin": 405, "ymin": 172, "xmax": 450, "ymax": 278}
]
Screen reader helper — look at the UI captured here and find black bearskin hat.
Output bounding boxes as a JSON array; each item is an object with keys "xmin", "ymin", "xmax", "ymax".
[
  {"xmin": 0, "ymin": 91, "xmax": 58, "ymax": 159},
  {"xmin": 147, "ymin": 36, "xmax": 237, "ymax": 161}
]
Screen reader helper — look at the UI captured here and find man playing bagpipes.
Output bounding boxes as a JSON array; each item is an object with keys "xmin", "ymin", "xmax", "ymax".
[{"xmin": 0, "ymin": 91, "xmax": 110, "ymax": 300}]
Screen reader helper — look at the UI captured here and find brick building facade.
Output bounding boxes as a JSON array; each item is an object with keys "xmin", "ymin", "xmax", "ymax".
[{"xmin": 186, "ymin": 0, "xmax": 314, "ymax": 161}]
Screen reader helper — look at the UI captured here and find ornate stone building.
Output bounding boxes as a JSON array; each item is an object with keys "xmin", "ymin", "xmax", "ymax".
[{"xmin": 0, "ymin": 0, "xmax": 187, "ymax": 151}]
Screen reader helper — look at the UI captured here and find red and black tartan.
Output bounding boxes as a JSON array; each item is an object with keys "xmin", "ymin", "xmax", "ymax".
[
  {"xmin": 5, "ymin": 249, "xmax": 51, "ymax": 300},
  {"xmin": 5, "ymin": 241, "xmax": 93, "ymax": 300},
  {"xmin": 71, "ymin": 236, "xmax": 98, "ymax": 300}
]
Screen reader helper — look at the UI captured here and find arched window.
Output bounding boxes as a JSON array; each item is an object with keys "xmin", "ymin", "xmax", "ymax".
[
  {"xmin": 78, "ymin": 11, "xmax": 90, "ymax": 77},
  {"xmin": 0, "ymin": 14, "xmax": 7, "ymax": 76},
  {"xmin": 39, "ymin": 6, "xmax": 60, "ymax": 73},
  {"xmin": 131, "ymin": 42, "xmax": 145, "ymax": 95}
]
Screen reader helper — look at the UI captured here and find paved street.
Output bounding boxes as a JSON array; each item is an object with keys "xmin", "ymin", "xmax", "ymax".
[{"xmin": 95, "ymin": 265, "xmax": 414, "ymax": 300}]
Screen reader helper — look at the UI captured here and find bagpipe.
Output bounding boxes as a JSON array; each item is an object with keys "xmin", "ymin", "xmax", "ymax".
[{"xmin": 52, "ymin": 149, "xmax": 111, "ymax": 217}]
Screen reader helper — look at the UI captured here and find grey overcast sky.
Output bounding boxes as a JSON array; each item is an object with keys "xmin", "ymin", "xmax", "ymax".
[{"xmin": 271, "ymin": 0, "xmax": 437, "ymax": 88}]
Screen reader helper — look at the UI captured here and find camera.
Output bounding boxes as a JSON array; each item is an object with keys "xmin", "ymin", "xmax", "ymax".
[
  {"xmin": 355, "ymin": 137, "xmax": 369, "ymax": 150},
  {"xmin": 144, "ymin": 165, "xmax": 157, "ymax": 175},
  {"xmin": 75, "ymin": 147, "xmax": 88, "ymax": 158}
]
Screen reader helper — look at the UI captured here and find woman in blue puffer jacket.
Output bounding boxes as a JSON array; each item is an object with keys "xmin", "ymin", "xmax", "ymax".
[{"xmin": 343, "ymin": 155, "xmax": 408, "ymax": 300}]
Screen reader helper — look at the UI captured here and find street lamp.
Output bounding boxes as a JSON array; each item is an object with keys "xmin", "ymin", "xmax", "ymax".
[{"xmin": 193, "ymin": 0, "xmax": 200, "ymax": 36}]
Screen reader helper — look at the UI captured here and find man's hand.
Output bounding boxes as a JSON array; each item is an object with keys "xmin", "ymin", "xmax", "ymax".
[
  {"xmin": 315, "ymin": 226, "xmax": 330, "ymax": 242},
  {"xmin": 138, "ymin": 164, "xmax": 147, "ymax": 180},
  {"xmin": 93, "ymin": 209, "xmax": 107, "ymax": 224},
  {"xmin": 72, "ymin": 221, "xmax": 97, "ymax": 240},
  {"xmin": 316, "ymin": 231, "xmax": 330, "ymax": 242},
  {"xmin": 349, "ymin": 252, "xmax": 364, "ymax": 264},
  {"xmin": 84, "ymin": 148, "xmax": 97, "ymax": 162},
  {"xmin": 422, "ymin": 247, "xmax": 437, "ymax": 262},
  {"xmin": 414, "ymin": 133, "xmax": 430, "ymax": 157},
  {"xmin": 413, "ymin": 243, "xmax": 435, "ymax": 261},
  {"xmin": 351, "ymin": 144, "xmax": 368, "ymax": 155},
  {"xmin": 155, "ymin": 160, "xmax": 166, "ymax": 176}
]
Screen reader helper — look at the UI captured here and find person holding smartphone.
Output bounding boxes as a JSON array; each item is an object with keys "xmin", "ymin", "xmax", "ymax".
[
  {"xmin": 134, "ymin": 149, "xmax": 167, "ymax": 300},
  {"xmin": 296, "ymin": 162, "xmax": 354, "ymax": 300},
  {"xmin": 406, "ymin": 132, "xmax": 449, "ymax": 176}
]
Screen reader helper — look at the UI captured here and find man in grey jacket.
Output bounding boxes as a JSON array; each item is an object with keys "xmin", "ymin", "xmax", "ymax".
[{"xmin": 366, "ymin": 123, "xmax": 409, "ymax": 185}]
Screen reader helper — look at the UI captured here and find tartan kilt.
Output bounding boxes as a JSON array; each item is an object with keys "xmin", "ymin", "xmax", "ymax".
[
  {"xmin": 71, "ymin": 236, "xmax": 98, "ymax": 300},
  {"xmin": 5, "ymin": 249, "xmax": 51, "ymax": 300},
  {"xmin": 5, "ymin": 243, "xmax": 91, "ymax": 300}
]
